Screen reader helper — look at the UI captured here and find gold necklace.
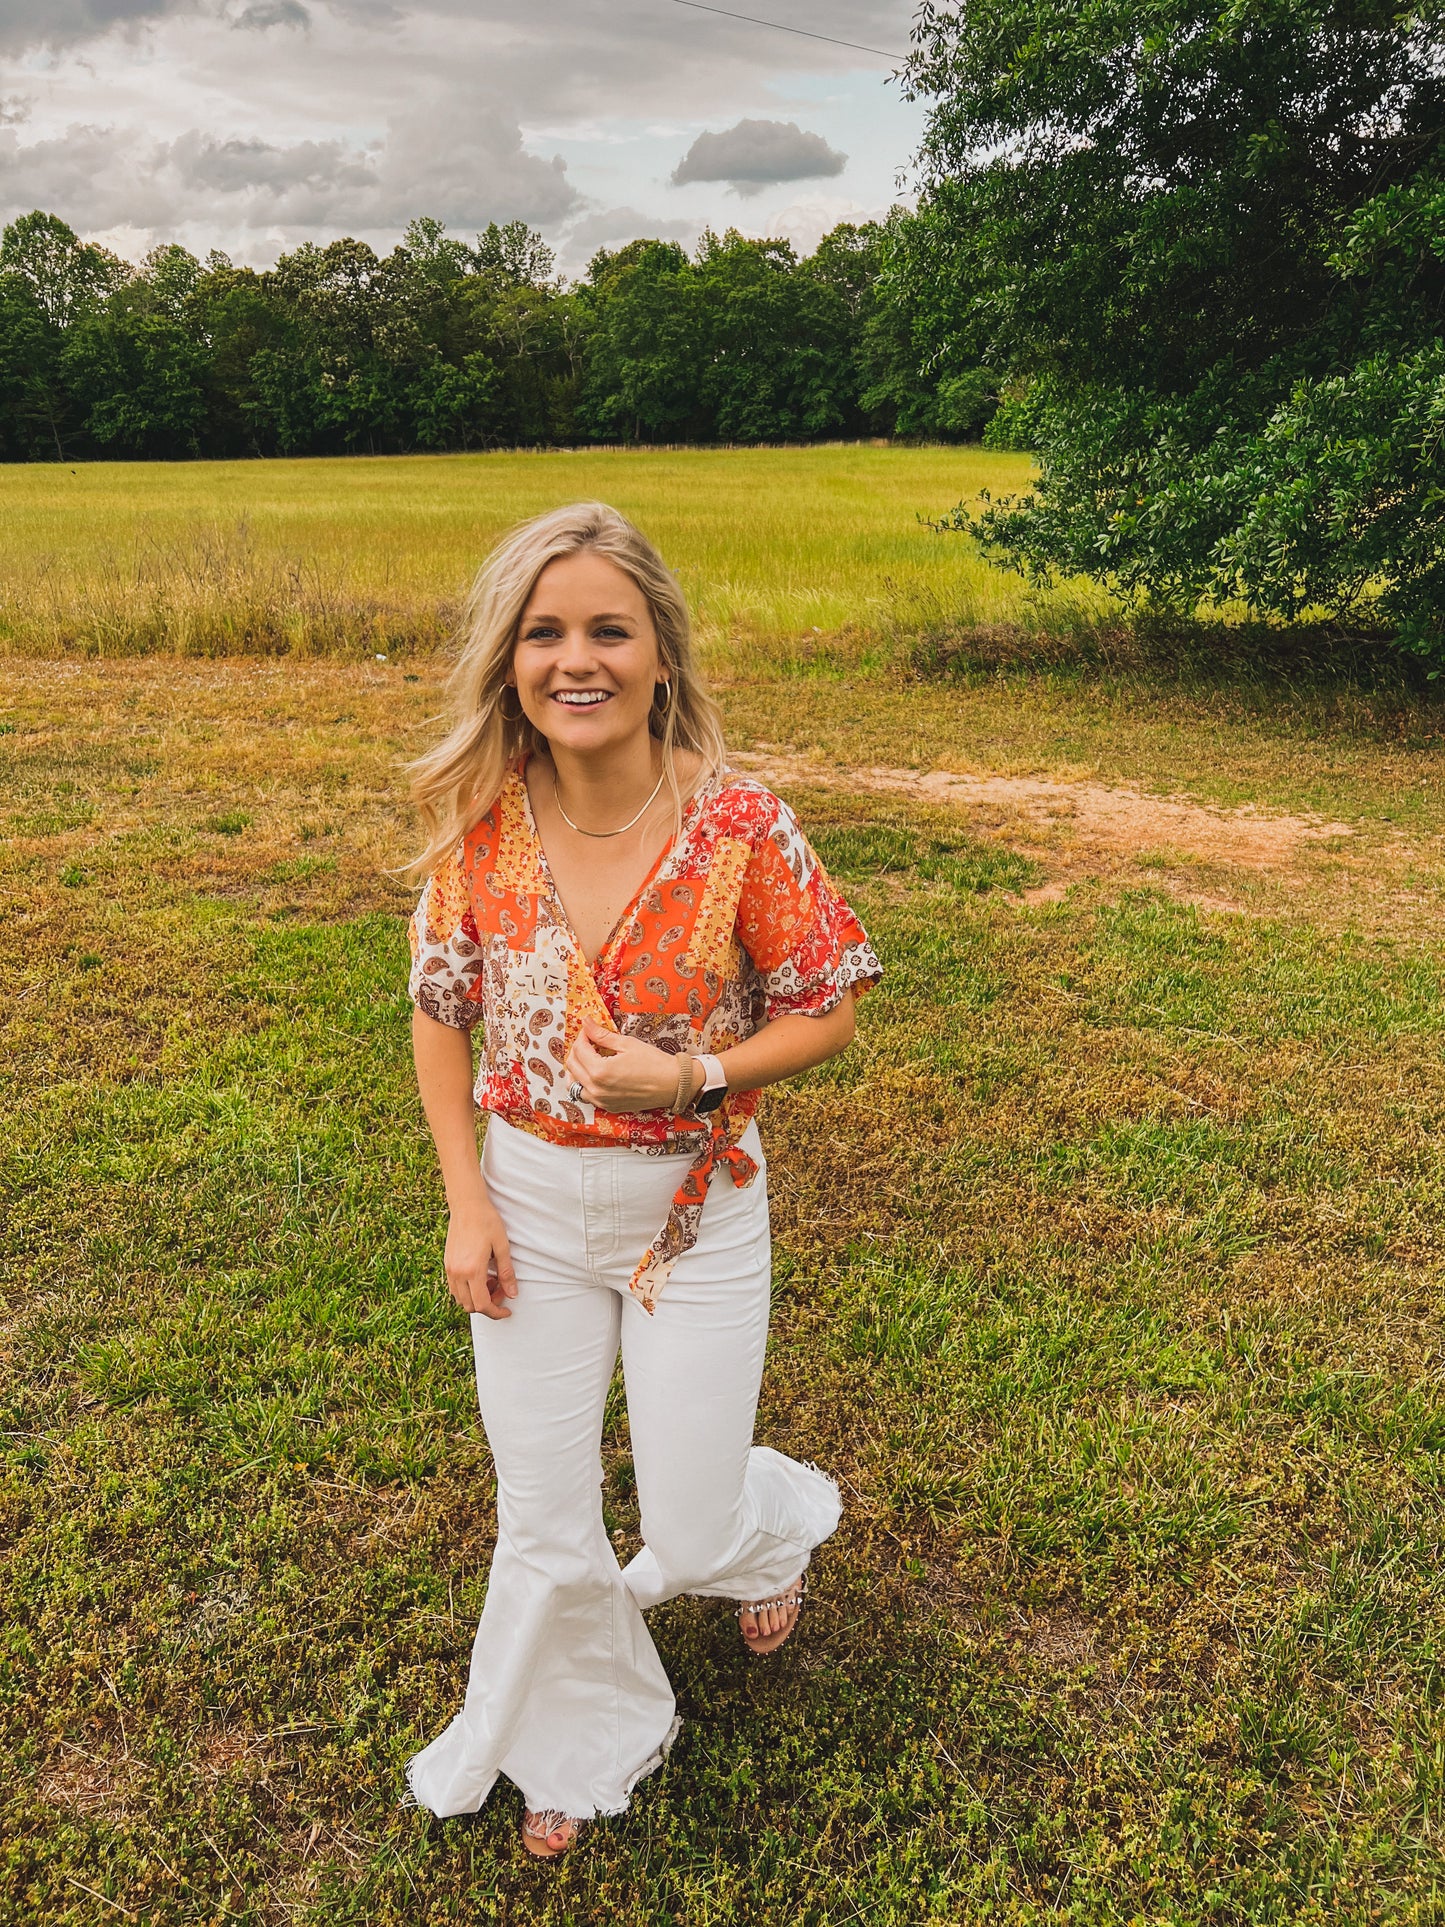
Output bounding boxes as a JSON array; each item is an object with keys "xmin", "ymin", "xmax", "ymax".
[{"xmin": 553, "ymin": 766, "xmax": 666, "ymax": 838}]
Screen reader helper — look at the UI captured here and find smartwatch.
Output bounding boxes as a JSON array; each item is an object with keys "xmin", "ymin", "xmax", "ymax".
[{"xmin": 692, "ymin": 1053, "xmax": 729, "ymax": 1115}]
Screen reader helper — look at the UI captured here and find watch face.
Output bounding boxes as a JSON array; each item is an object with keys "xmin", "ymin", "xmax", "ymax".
[{"xmin": 695, "ymin": 1084, "xmax": 728, "ymax": 1114}]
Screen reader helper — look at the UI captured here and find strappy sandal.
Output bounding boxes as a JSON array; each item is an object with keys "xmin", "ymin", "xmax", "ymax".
[
  {"xmin": 521, "ymin": 1808, "xmax": 588, "ymax": 1859},
  {"xmin": 735, "ymin": 1571, "xmax": 807, "ymax": 1655}
]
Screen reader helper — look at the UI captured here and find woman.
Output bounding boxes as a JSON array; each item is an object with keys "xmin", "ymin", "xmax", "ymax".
[{"xmin": 404, "ymin": 502, "xmax": 881, "ymax": 1858}]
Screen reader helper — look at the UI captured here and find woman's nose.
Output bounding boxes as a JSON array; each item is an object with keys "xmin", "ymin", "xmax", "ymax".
[{"xmin": 556, "ymin": 627, "xmax": 599, "ymax": 671}]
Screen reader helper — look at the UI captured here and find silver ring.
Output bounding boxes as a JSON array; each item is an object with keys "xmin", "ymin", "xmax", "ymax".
[{"xmin": 567, "ymin": 1082, "xmax": 584, "ymax": 1102}]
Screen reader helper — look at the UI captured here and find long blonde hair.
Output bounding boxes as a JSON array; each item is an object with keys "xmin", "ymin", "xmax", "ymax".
[{"xmin": 407, "ymin": 502, "xmax": 727, "ymax": 881}]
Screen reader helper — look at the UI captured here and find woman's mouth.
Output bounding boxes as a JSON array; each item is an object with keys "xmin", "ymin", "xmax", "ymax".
[{"xmin": 550, "ymin": 690, "xmax": 613, "ymax": 709}]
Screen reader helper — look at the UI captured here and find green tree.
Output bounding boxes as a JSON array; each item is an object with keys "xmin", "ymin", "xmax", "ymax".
[
  {"xmin": 239, "ymin": 222, "xmax": 574, "ymax": 454},
  {"xmin": 474, "ymin": 220, "xmax": 556, "ymax": 289},
  {"xmin": 60, "ymin": 245, "xmax": 215, "ymax": 459},
  {"xmin": 408, "ymin": 350, "xmax": 501, "ymax": 449},
  {"xmin": 61, "ymin": 309, "xmax": 210, "ymax": 457},
  {"xmin": 0, "ymin": 212, "xmax": 130, "ymax": 458},
  {"xmin": 0, "ymin": 211, "xmax": 128, "ymax": 329},
  {"xmin": 693, "ymin": 231, "xmax": 855, "ymax": 441},
  {"xmin": 136, "ymin": 243, "xmax": 203, "ymax": 320},
  {"xmin": 692, "ymin": 230, "xmax": 854, "ymax": 442},
  {"xmin": 0, "ymin": 271, "xmax": 66, "ymax": 459},
  {"xmin": 261, "ymin": 238, "xmax": 410, "ymax": 453},
  {"xmin": 399, "ymin": 215, "xmax": 479, "ymax": 288},
  {"xmin": 580, "ymin": 230, "xmax": 873, "ymax": 444},
  {"xmin": 912, "ymin": 0, "xmax": 1445, "ymax": 651},
  {"xmin": 844, "ymin": 209, "xmax": 997, "ymax": 439},
  {"xmin": 188, "ymin": 257, "xmax": 290, "ymax": 456},
  {"xmin": 579, "ymin": 241, "xmax": 705, "ymax": 441}
]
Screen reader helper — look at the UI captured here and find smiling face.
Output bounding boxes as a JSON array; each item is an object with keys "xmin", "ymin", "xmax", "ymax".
[{"xmin": 508, "ymin": 549, "xmax": 667, "ymax": 760}]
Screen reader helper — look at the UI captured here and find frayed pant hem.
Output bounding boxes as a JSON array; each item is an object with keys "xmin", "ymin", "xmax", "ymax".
[{"xmin": 405, "ymin": 1714, "xmax": 682, "ymax": 1825}]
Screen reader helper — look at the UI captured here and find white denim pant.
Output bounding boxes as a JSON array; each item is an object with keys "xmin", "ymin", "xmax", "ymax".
[{"xmin": 405, "ymin": 1113, "xmax": 841, "ymax": 1822}]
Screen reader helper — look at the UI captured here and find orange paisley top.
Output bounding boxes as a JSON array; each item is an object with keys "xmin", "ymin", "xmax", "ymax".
[{"xmin": 408, "ymin": 759, "xmax": 882, "ymax": 1311}]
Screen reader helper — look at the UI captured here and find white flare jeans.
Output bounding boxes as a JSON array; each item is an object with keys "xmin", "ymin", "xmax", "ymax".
[{"xmin": 405, "ymin": 1113, "xmax": 842, "ymax": 1823}]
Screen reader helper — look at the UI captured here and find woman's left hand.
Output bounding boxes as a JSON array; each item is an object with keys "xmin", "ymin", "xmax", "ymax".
[{"xmin": 566, "ymin": 1019, "xmax": 690, "ymax": 1114}]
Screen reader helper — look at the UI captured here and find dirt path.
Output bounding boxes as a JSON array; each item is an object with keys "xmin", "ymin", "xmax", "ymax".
[
  {"xmin": 733, "ymin": 753, "xmax": 1353, "ymax": 868},
  {"xmin": 732, "ymin": 751, "xmax": 1363, "ymax": 912}
]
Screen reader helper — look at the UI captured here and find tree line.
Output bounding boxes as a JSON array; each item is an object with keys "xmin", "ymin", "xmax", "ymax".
[{"xmin": 0, "ymin": 209, "xmax": 998, "ymax": 463}]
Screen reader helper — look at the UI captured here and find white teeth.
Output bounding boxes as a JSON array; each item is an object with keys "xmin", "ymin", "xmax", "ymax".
[{"xmin": 553, "ymin": 691, "xmax": 610, "ymax": 706}]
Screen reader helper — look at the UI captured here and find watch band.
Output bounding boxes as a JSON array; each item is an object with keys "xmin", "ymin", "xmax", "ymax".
[{"xmin": 693, "ymin": 1052, "xmax": 728, "ymax": 1114}]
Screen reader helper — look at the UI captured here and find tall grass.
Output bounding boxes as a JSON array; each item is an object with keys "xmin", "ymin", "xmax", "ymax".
[{"xmin": 0, "ymin": 444, "xmax": 1065, "ymax": 662}]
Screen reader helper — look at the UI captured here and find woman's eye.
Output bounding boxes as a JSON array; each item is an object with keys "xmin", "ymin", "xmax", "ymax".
[
  {"xmin": 522, "ymin": 626, "xmax": 558, "ymax": 641},
  {"xmin": 595, "ymin": 625, "xmax": 629, "ymax": 639}
]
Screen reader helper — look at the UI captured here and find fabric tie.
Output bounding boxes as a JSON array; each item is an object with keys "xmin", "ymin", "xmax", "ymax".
[{"xmin": 627, "ymin": 1116, "xmax": 759, "ymax": 1314}]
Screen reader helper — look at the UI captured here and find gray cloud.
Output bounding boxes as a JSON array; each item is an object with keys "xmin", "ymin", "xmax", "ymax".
[
  {"xmin": 0, "ymin": 1, "xmax": 917, "ymax": 79},
  {"xmin": 0, "ymin": 94, "xmax": 579, "ymax": 240},
  {"xmin": 166, "ymin": 129, "xmax": 372, "ymax": 198},
  {"xmin": 0, "ymin": 2, "xmax": 915, "ymax": 262},
  {"xmin": 230, "ymin": 0, "xmax": 310, "ymax": 27},
  {"xmin": 0, "ymin": 123, "xmax": 139, "ymax": 225},
  {"xmin": 561, "ymin": 204, "xmax": 693, "ymax": 248},
  {"xmin": 168, "ymin": 129, "xmax": 367, "ymax": 193},
  {"xmin": 0, "ymin": 0, "xmax": 187, "ymax": 55},
  {"xmin": 670, "ymin": 118, "xmax": 846, "ymax": 198}
]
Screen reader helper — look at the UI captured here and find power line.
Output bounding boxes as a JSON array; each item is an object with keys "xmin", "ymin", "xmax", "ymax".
[{"xmin": 662, "ymin": 1, "xmax": 909, "ymax": 62}]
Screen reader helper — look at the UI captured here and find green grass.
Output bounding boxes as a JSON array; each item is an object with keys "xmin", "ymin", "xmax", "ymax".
[
  {"xmin": 0, "ymin": 444, "xmax": 1060, "ymax": 661},
  {"xmin": 809, "ymin": 804, "xmax": 1041, "ymax": 899},
  {"xmin": 6, "ymin": 652, "xmax": 1445, "ymax": 1923}
]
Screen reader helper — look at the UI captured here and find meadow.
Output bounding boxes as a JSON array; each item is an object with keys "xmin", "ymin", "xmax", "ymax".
[
  {"xmin": 5, "ymin": 446, "xmax": 1445, "ymax": 1925},
  {"xmin": 0, "ymin": 444, "xmax": 1048, "ymax": 664}
]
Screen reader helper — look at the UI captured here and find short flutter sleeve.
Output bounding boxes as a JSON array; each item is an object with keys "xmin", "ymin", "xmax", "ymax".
[
  {"xmin": 408, "ymin": 840, "xmax": 486, "ymax": 1031},
  {"xmin": 735, "ymin": 793, "xmax": 882, "ymax": 1021}
]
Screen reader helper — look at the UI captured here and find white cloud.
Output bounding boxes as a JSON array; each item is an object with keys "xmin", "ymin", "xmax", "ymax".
[
  {"xmin": 370, "ymin": 95, "xmax": 577, "ymax": 227},
  {"xmin": 765, "ymin": 191, "xmax": 906, "ymax": 257},
  {"xmin": 553, "ymin": 202, "xmax": 695, "ymax": 275}
]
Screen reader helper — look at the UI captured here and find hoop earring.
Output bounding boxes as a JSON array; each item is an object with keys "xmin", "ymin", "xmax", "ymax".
[
  {"xmin": 654, "ymin": 679, "xmax": 673, "ymax": 712},
  {"xmin": 498, "ymin": 686, "xmax": 524, "ymax": 723}
]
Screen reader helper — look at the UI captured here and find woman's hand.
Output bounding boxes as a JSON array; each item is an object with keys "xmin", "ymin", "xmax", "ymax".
[
  {"xmin": 444, "ymin": 1201, "xmax": 519, "ymax": 1319},
  {"xmin": 411, "ymin": 1012, "xmax": 519, "ymax": 1318},
  {"xmin": 566, "ymin": 1018, "xmax": 685, "ymax": 1114}
]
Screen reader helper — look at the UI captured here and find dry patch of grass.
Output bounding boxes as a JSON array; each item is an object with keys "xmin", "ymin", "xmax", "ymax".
[{"xmin": 39, "ymin": 1745, "xmax": 149, "ymax": 1819}]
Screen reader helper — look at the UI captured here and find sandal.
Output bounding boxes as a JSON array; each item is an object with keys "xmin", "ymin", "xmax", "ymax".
[
  {"xmin": 735, "ymin": 1571, "xmax": 807, "ymax": 1655},
  {"xmin": 521, "ymin": 1808, "xmax": 588, "ymax": 1859}
]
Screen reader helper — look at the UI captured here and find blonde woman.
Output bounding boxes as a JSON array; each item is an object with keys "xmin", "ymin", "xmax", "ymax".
[{"xmin": 404, "ymin": 502, "xmax": 881, "ymax": 1858}]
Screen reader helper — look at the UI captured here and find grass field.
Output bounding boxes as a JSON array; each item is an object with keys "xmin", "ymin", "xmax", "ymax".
[
  {"xmin": 0, "ymin": 444, "xmax": 1053, "ymax": 664},
  {"xmin": 6, "ymin": 451, "xmax": 1445, "ymax": 1924}
]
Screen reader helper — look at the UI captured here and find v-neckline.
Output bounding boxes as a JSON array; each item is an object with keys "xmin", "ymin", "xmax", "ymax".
[{"xmin": 516, "ymin": 755, "xmax": 716, "ymax": 975}]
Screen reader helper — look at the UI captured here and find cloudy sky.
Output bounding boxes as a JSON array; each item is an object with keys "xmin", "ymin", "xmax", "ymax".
[{"xmin": 0, "ymin": 1, "xmax": 926, "ymax": 277}]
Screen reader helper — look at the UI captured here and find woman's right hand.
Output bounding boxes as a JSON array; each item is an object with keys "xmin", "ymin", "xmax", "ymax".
[{"xmin": 444, "ymin": 1202, "xmax": 519, "ymax": 1319}]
